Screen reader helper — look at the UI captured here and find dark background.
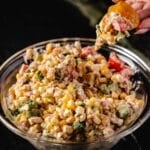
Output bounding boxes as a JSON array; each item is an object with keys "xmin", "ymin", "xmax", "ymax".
[{"xmin": 0, "ymin": 0, "xmax": 149, "ymax": 150}]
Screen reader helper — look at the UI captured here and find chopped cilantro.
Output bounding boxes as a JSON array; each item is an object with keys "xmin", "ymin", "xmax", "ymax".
[
  {"xmin": 108, "ymin": 83, "xmax": 118, "ymax": 91},
  {"xmin": 99, "ymin": 84, "xmax": 109, "ymax": 94},
  {"xmin": 28, "ymin": 109, "xmax": 41, "ymax": 117},
  {"xmin": 100, "ymin": 83, "xmax": 118, "ymax": 94},
  {"xmin": 37, "ymin": 71, "xmax": 44, "ymax": 81},
  {"xmin": 27, "ymin": 100, "xmax": 39, "ymax": 109},
  {"xmin": 9, "ymin": 109, "xmax": 20, "ymax": 116},
  {"xmin": 73, "ymin": 122, "xmax": 85, "ymax": 130}
]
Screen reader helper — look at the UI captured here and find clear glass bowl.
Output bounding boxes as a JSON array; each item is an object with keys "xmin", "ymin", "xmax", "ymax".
[{"xmin": 0, "ymin": 38, "xmax": 150, "ymax": 150}]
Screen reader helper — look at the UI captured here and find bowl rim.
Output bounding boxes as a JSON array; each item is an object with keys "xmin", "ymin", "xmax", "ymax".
[{"xmin": 0, "ymin": 37, "xmax": 150, "ymax": 145}]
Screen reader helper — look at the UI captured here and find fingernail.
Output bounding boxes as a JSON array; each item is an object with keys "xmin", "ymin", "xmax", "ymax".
[{"xmin": 134, "ymin": 28, "xmax": 149, "ymax": 34}]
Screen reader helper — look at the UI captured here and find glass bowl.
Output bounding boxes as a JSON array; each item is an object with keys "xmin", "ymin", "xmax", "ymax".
[{"xmin": 0, "ymin": 38, "xmax": 150, "ymax": 150}]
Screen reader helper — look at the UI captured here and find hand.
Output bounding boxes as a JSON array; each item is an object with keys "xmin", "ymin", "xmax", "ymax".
[{"xmin": 112, "ymin": 0, "xmax": 150, "ymax": 34}]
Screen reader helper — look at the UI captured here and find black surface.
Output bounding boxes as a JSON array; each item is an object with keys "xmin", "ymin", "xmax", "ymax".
[{"xmin": 0, "ymin": 0, "xmax": 149, "ymax": 150}]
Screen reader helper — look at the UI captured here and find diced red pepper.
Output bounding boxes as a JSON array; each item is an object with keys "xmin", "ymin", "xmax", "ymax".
[
  {"xmin": 108, "ymin": 52, "xmax": 124, "ymax": 72},
  {"xmin": 80, "ymin": 46, "xmax": 94, "ymax": 58}
]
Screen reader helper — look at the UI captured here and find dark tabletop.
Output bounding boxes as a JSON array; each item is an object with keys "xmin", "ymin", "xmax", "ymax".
[{"xmin": 0, "ymin": 0, "xmax": 149, "ymax": 150}]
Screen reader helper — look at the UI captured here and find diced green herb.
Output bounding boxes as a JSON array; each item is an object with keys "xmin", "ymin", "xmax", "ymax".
[
  {"xmin": 9, "ymin": 109, "xmax": 20, "ymax": 116},
  {"xmin": 117, "ymin": 104, "xmax": 131, "ymax": 119},
  {"xmin": 28, "ymin": 109, "xmax": 41, "ymax": 117},
  {"xmin": 26, "ymin": 100, "xmax": 41, "ymax": 117},
  {"xmin": 27, "ymin": 100, "xmax": 39, "ymax": 109},
  {"xmin": 99, "ymin": 84, "xmax": 109, "ymax": 94},
  {"xmin": 108, "ymin": 83, "xmax": 118, "ymax": 91},
  {"xmin": 73, "ymin": 122, "xmax": 85, "ymax": 130},
  {"xmin": 99, "ymin": 83, "xmax": 118, "ymax": 94},
  {"xmin": 37, "ymin": 71, "xmax": 44, "ymax": 81}
]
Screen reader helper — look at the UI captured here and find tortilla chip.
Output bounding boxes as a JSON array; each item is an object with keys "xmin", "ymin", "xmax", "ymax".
[{"xmin": 108, "ymin": 1, "xmax": 139, "ymax": 29}]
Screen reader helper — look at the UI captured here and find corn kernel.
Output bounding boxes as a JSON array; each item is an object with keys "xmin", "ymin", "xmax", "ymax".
[
  {"xmin": 43, "ymin": 98, "xmax": 54, "ymax": 104},
  {"xmin": 100, "ymin": 64, "xmax": 111, "ymax": 78},
  {"xmin": 67, "ymin": 100, "xmax": 75, "ymax": 110},
  {"xmin": 16, "ymin": 73, "xmax": 22, "ymax": 79},
  {"xmin": 66, "ymin": 116, "xmax": 75, "ymax": 124},
  {"xmin": 46, "ymin": 43, "xmax": 52, "ymax": 53},
  {"xmin": 88, "ymin": 97, "xmax": 96, "ymax": 106},
  {"xmin": 137, "ymin": 99, "xmax": 144, "ymax": 105},
  {"xmin": 51, "ymin": 117, "xmax": 59, "ymax": 125},
  {"xmin": 53, "ymin": 48, "xmax": 60, "ymax": 55},
  {"xmin": 86, "ymin": 60, "xmax": 93, "ymax": 65},
  {"xmin": 63, "ymin": 93, "xmax": 72, "ymax": 102},
  {"xmin": 62, "ymin": 125, "xmax": 73, "ymax": 134},
  {"xmin": 59, "ymin": 120, "xmax": 66, "ymax": 126},
  {"xmin": 67, "ymin": 84, "xmax": 74, "ymax": 92},
  {"xmin": 120, "ymin": 92, "xmax": 127, "ymax": 99},
  {"xmin": 15, "ymin": 112, "xmax": 27, "ymax": 123},
  {"xmin": 112, "ymin": 91, "xmax": 119, "ymax": 99},
  {"xmin": 52, "ymin": 59, "xmax": 58, "ymax": 66}
]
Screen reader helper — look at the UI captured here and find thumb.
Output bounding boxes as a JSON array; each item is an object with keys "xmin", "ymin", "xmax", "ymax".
[
  {"xmin": 134, "ymin": 18, "xmax": 150, "ymax": 34},
  {"xmin": 138, "ymin": 17, "xmax": 150, "ymax": 28}
]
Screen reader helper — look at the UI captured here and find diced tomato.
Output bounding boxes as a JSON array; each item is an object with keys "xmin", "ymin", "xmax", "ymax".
[
  {"xmin": 80, "ymin": 46, "xmax": 94, "ymax": 58},
  {"xmin": 20, "ymin": 64, "xmax": 28, "ymax": 73},
  {"xmin": 108, "ymin": 52, "xmax": 124, "ymax": 72}
]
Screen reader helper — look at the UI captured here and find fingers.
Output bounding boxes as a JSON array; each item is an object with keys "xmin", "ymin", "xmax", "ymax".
[
  {"xmin": 138, "ymin": 17, "xmax": 150, "ymax": 28},
  {"xmin": 131, "ymin": 1, "xmax": 145, "ymax": 10},
  {"xmin": 135, "ymin": 28, "xmax": 149, "ymax": 34},
  {"xmin": 143, "ymin": 2, "xmax": 150, "ymax": 9},
  {"xmin": 137, "ymin": 8, "xmax": 150, "ymax": 19},
  {"xmin": 125, "ymin": 0, "xmax": 135, "ymax": 5},
  {"xmin": 135, "ymin": 17, "xmax": 150, "ymax": 34},
  {"xmin": 111, "ymin": 0, "xmax": 150, "ymax": 34},
  {"xmin": 113, "ymin": 0, "xmax": 146, "ymax": 11},
  {"xmin": 137, "ymin": 0, "xmax": 150, "ymax": 3}
]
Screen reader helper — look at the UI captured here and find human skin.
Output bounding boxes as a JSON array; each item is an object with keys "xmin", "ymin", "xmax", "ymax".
[{"xmin": 112, "ymin": 0, "xmax": 150, "ymax": 34}]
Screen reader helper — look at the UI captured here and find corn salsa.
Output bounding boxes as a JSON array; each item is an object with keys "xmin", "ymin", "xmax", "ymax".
[{"xmin": 7, "ymin": 41, "xmax": 144, "ymax": 142}]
